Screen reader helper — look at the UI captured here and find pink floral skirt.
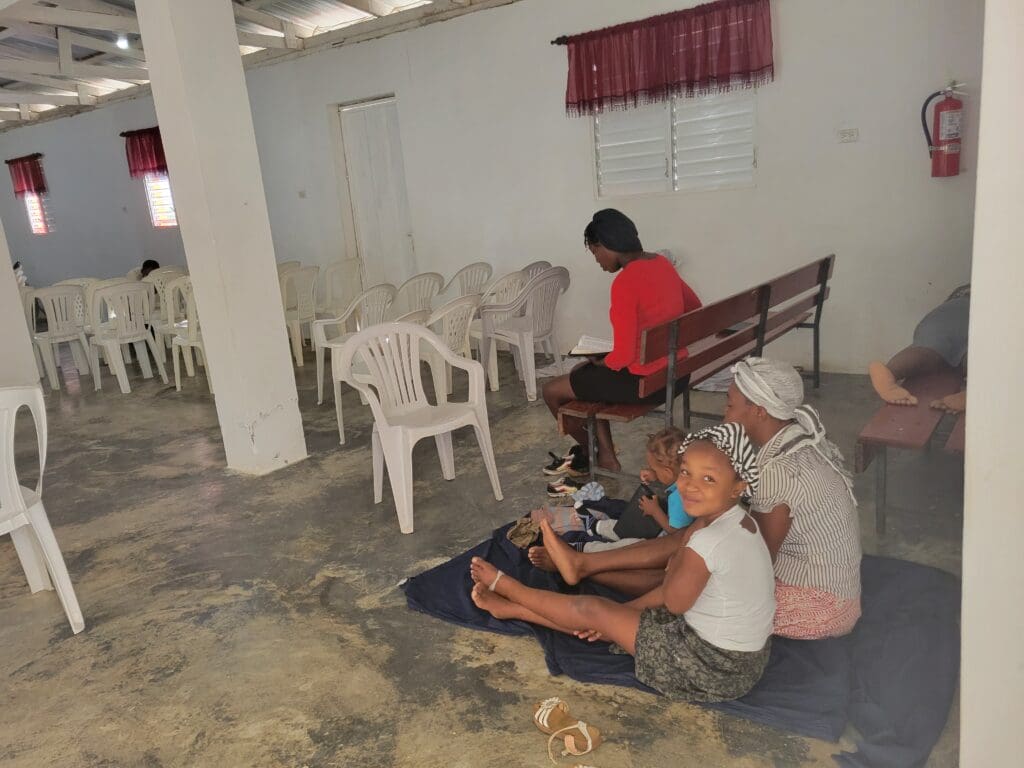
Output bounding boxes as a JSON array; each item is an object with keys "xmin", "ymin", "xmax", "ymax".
[{"xmin": 774, "ymin": 581, "xmax": 861, "ymax": 640}]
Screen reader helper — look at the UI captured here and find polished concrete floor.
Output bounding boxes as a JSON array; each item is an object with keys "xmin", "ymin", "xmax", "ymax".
[{"xmin": 0, "ymin": 349, "xmax": 963, "ymax": 767}]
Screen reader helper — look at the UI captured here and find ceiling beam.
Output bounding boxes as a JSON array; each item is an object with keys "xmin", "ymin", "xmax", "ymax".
[
  {"xmin": 0, "ymin": 90, "xmax": 82, "ymax": 105},
  {"xmin": 0, "ymin": 56, "xmax": 146, "ymax": 81},
  {"xmin": 50, "ymin": 0, "xmax": 136, "ymax": 16},
  {"xmin": 236, "ymin": 30, "xmax": 301, "ymax": 50},
  {"xmin": 0, "ymin": 6, "xmax": 140, "ymax": 34},
  {"xmin": 233, "ymin": 4, "xmax": 313, "ymax": 37}
]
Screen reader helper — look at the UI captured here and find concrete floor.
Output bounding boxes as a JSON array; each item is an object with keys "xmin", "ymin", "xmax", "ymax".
[{"xmin": 0, "ymin": 348, "xmax": 963, "ymax": 768}]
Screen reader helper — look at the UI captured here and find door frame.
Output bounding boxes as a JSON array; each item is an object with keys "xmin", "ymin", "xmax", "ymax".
[{"xmin": 328, "ymin": 94, "xmax": 408, "ymax": 293}]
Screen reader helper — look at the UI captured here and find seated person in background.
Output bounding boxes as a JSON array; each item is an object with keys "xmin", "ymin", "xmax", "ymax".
[
  {"xmin": 868, "ymin": 285, "xmax": 970, "ymax": 413},
  {"xmin": 531, "ymin": 356, "xmax": 862, "ymax": 641},
  {"xmin": 140, "ymin": 259, "xmax": 160, "ymax": 278},
  {"xmin": 542, "ymin": 209, "xmax": 702, "ymax": 476},
  {"xmin": 471, "ymin": 423, "xmax": 775, "ymax": 703}
]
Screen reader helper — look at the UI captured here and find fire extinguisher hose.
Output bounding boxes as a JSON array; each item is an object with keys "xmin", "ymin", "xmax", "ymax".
[{"xmin": 921, "ymin": 90, "xmax": 945, "ymax": 158}]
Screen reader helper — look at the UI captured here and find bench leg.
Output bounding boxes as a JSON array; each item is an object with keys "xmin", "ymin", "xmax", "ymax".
[
  {"xmin": 587, "ymin": 413, "xmax": 597, "ymax": 483},
  {"xmin": 813, "ymin": 322, "xmax": 822, "ymax": 389},
  {"xmin": 875, "ymin": 446, "xmax": 887, "ymax": 536}
]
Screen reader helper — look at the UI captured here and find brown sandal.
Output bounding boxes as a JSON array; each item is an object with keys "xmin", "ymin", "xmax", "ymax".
[{"xmin": 534, "ymin": 698, "xmax": 603, "ymax": 763}]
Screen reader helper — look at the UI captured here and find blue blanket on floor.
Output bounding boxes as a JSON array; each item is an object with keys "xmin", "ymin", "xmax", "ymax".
[{"xmin": 402, "ymin": 523, "xmax": 959, "ymax": 768}]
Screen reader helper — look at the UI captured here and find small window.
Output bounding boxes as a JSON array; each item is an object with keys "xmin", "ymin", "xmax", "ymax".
[
  {"xmin": 594, "ymin": 91, "xmax": 756, "ymax": 198},
  {"xmin": 24, "ymin": 192, "xmax": 51, "ymax": 235},
  {"xmin": 144, "ymin": 172, "xmax": 178, "ymax": 228}
]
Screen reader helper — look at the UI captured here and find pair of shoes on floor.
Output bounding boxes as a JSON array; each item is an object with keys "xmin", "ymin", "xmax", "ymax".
[
  {"xmin": 543, "ymin": 445, "xmax": 590, "ymax": 478},
  {"xmin": 546, "ymin": 475, "xmax": 585, "ymax": 499},
  {"xmin": 534, "ymin": 696, "xmax": 603, "ymax": 764}
]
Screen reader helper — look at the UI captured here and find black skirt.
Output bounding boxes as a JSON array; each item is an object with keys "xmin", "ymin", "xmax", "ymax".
[{"xmin": 569, "ymin": 361, "xmax": 682, "ymax": 405}]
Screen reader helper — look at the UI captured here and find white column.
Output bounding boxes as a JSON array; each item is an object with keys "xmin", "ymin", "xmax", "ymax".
[
  {"xmin": 135, "ymin": 0, "xmax": 306, "ymax": 473},
  {"xmin": 0, "ymin": 223, "xmax": 39, "ymax": 389},
  {"xmin": 960, "ymin": 0, "xmax": 1024, "ymax": 763}
]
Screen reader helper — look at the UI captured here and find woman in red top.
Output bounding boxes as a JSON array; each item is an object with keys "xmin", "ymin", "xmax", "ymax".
[{"xmin": 542, "ymin": 209, "xmax": 702, "ymax": 475}]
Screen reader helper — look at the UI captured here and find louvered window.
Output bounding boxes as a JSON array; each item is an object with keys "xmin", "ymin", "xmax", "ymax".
[
  {"xmin": 144, "ymin": 172, "xmax": 178, "ymax": 228},
  {"xmin": 594, "ymin": 92, "xmax": 756, "ymax": 198}
]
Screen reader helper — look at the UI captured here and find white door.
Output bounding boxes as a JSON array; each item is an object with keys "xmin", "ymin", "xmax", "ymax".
[{"xmin": 338, "ymin": 98, "xmax": 417, "ymax": 289}]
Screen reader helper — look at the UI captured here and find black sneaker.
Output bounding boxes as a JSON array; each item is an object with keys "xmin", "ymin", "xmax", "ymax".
[
  {"xmin": 546, "ymin": 476, "xmax": 584, "ymax": 498},
  {"xmin": 540, "ymin": 444, "xmax": 581, "ymax": 475}
]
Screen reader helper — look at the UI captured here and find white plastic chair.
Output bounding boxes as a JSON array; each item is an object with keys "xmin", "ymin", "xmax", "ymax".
[
  {"xmin": 467, "ymin": 270, "xmax": 525, "ymax": 389},
  {"xmin": 444, "ymin": 262, "xmax": 493, "ymax": 297},
  {"xmin": 425, "ymin": 294, "xmax": 481, "ymax": 398},
  {"xmin": 521, "ymin": 260, "xmax": 552, "ymax": 281},
  {"xmin": 312, "ymin": 283, "xmax": 396, "ymax": 405},
  {"xmin": 280, "ymin": 265, "xmax": 320, "ymax": 367},
  {"xmin": 31, "ymin": 285, "xmax": 92, "ymax": 391},
  {"xmin": 87, "ymin": 282, "xmax": 169, "ymax": 394},
  {"xmin": 152, "ymin": 275, "xmax": 186, "ymax": 360},
  {"xmin": 395, "ymin": 309, "xmax": 431, "ymax": 325},
  {"xmin": 0, "ymin": 385, "xmax": 84, "ymax": 633},
  {"xmin": 170, "ymin": 277, "xmax": 212, "ymax": 394},
  {"xmin": 335, "ymin": 323, "xmax": 503, "ymax": 534},
  {"xmin": 479, "ymin": 266, "xmax": 570, "ymax": 401},
  {"xmin": 20, "ymin": 286, "xmax": 46, "ymax": 380},
  {"xmin": 394, "ymin": 272, "xmax": 444, "ymax": 316}
]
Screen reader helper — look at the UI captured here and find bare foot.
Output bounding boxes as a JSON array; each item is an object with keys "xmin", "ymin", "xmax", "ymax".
[
  {"xmin": 869, "ymin": 361, "xmax": 918, "ymax": 406},
  {"xmin": 469, "ymin": 556, "xmax": 504, "ymax": 592},
  {"xmin": 930, "ymin": 390, "xmax": 966, "ymax": 414},
  {"xmin": 470, "ymin": 583, "xmax": 520, "ymax": 620},
  {"xmin": 539, "ymin": 519, "xmax": 584, "ymax": 586},
  {"xmin": 527, "ymin": 546, "xmax": 557, "ymax": 572}
]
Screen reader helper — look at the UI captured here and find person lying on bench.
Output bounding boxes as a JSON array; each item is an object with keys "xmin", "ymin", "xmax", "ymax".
[
  {"xmin": 471, "ymin": 424, "xmax": 775, "ymax": 703},
  {"xmin": 868, "ymin": 284, "xmax": 969, "ymax": 414},
  {"xmin": 530, "ymin": 356, "xmax": 862, "ymax": 641},
  {"xmin": 541, "ymin": 208, "xmax": 702, "ymax": 476}
]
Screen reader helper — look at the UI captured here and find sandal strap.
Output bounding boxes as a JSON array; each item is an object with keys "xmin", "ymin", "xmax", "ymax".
[
  {"xmin": 534, "ymin": 696, "xmax": 564, "ymax": 730},
  {"xmin": 547, "ymin": 721, "xmax": 593, "ymax": 764},
  {"xmin": 488, "ymin": 570, "xmax": 504, "ymax": 592}
]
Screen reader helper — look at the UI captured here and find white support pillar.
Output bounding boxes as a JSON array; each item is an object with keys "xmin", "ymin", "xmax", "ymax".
[
  {"xmin": 135, "ymin": 0, "xmax": 306, "ymax": 473},
  {"xmin": 960, "ymin": 0, "xmax": 1024, "ymax": 763},
  {"xmin": 0, "ymin": 222, "xmax": 39, "ymax": 389}
]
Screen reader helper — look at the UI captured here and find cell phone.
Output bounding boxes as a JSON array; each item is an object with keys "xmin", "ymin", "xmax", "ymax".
[{"xmin": 640, "ymin": 482, "xmax": 654, "ymax": 498}]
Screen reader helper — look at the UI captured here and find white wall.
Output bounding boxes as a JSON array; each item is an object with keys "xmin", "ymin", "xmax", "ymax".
[
  {"xmin": 960, "ymin": 0, "xmax": 1024, "ymax": 762},
  {"xmin": 0, "ymin": 0, "xmax": 984, "ymax": 372}
]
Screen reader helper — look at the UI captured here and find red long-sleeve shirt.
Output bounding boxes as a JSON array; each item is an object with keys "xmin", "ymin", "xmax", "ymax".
[{"xmin": 604, "ymin": 255, "xmax": 702, "ymax": 375}]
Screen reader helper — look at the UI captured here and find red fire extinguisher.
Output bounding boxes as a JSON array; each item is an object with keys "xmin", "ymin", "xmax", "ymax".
[{"xmin": 921, "ymin": 87, "xmax": 963, "ymax": 177}]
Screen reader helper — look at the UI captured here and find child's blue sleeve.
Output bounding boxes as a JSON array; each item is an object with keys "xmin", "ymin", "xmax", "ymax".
[{"xmin": 667, "ymin": 485, "xmax": 694, "ymax": 528}]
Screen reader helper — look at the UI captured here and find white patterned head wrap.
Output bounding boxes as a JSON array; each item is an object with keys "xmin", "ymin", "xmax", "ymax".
[
  {"xmin": 678, "ymin": 422, "xmax": 759, "ymax": 498},
  {"xmin": 732, "ymin": 356, "xmax": 857, "ymax": 503}
]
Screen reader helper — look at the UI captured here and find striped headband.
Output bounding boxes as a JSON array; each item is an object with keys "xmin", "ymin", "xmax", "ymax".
[{"xmin": 678, "ymin": 422, "xmax": 760, "ymax": 497}]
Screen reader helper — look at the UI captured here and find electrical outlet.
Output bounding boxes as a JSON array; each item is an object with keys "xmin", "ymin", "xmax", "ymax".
[{"xmin": 837, "ymin": 128, "xmax": 860, "ymax": 143}]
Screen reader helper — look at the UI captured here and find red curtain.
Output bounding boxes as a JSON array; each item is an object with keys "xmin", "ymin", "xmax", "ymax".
[
  {"xmin": 122, "ymin": 127, "xmax": 168, "ymax": 178},
  {"xmin": 5, "ymin": 153, "xmax": 46, "ymax": 197},
  {"xmin": 561, "ymin": 0, "xmax": 774, "ymax": 116}
]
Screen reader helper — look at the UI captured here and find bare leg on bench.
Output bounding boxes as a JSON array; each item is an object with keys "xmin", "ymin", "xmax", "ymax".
[
  {"xmin": 868, "ymin": 346, "xmax": 952, "ymax": 406},
  {"xmin": 542, "ymin": 373, "xmax": 622, "ymax": 472}
]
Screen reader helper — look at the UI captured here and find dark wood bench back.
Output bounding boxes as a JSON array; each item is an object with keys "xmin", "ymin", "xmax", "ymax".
[{"xmin": 636, "ymin": 254, "xmax": 834, "ymax": 397}]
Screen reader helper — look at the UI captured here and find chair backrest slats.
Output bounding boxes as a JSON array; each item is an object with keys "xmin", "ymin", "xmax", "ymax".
[
  {"xmin": 447, "ymin": 262, "xmax": 493, "ymax": 296},
  {"xmin": 396, "ymin": 272, "xmax": 444, "ymax": 314},
  {"xmin": 33, "ymin": 285, "xmax": 86, "ymax": 338},
  {"xmin": 355, "ymin": 283, "xmax": 397, "ymax": 329}
]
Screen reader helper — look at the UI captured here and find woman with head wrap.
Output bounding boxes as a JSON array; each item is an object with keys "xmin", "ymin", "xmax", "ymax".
[
  {"xmin": 471, "ymin": 423, "xmax": 775, "ymax": 703},
  {"xmin": 542, "ymin": 209, "xmax": 702, "ymax": 477},
  {"xmin": 724, "ymin": 357, "xmax": 862, "ymax": 639}
]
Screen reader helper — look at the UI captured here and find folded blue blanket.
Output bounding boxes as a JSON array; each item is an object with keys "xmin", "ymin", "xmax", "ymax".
[{"xmin": 402, "ymin": 523, "xmax": 959, "ymax": 768}]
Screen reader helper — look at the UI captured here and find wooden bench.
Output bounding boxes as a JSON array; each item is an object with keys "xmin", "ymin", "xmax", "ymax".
[
  {"xmin": 854, "ymin": 370, "xmax": 965, "ymax": 535},
  {"xmin": 557, "ymin": 255, "xmax": 835, "ymax": 479}
]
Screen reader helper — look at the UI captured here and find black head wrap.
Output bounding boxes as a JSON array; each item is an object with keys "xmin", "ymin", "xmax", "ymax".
[{"xmin": 584, "ymin": 209, "xmax": 643, "ymax": 253}]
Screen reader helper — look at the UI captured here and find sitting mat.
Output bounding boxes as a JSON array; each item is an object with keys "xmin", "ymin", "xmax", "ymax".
[{"xmin": 402, "ymin": 523, "xmax": 959, "ymax": 767}]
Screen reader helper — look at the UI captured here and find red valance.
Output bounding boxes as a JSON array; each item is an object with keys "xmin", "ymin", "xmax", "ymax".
[
  {"xmin": 560, "ymin": 0, "xmax": 774, "ymax": 116},
  {"xmin": 121, "ymin": 126, "xmax": 168, "ymax": 178},
  {"xmin": 5, "ymin": 153, "xmax": 47, "ymax": 197}
]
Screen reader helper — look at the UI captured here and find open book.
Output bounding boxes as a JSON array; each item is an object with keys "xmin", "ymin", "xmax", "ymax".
[{"xmin": 569, "ymin": 335, "xmax": 614, "ymax": 357}]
